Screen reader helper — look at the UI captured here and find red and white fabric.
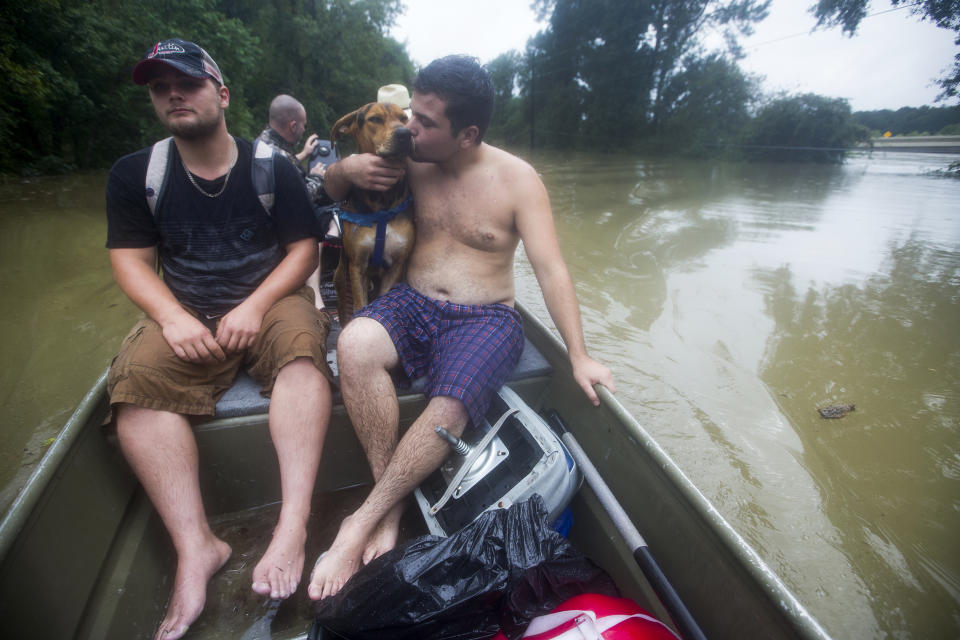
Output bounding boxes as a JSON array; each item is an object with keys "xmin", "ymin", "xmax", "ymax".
[{"xmin": 494, "ymin": 594, "xmax": 682, "ymax": 640}]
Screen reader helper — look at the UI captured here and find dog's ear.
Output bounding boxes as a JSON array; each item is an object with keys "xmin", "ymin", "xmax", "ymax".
[
  {"xmin": 331, "ymin": 103, "xmax": 379, "ymax": 142},
  {"xmin": 331, "ymin": 109, "xmax": 360, "ymax": 143}
]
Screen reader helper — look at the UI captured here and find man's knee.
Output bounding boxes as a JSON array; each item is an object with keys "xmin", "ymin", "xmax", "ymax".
[
  {"xmin": 337, "ymin": 317, "xmax": 397, "ymax": 374},
  {"xmin": 424, "ymin": 396, "xmax": 469, "ymax": 436}
]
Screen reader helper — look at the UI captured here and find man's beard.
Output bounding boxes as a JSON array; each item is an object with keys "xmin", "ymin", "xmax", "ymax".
[{"xmin": 164, "ymin": 110, "xmax": 223, "ymax": 140}]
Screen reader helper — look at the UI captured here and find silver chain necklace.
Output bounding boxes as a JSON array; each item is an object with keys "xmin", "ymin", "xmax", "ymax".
[{"xmin": 180, "ymin": 141, "xmax": 237, "ymax": 198}]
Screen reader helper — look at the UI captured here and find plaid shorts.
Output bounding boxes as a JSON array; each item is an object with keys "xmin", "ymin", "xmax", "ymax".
[{"xmin": 355, "ymin": 284, "xmax": 524, "ymax": 429}]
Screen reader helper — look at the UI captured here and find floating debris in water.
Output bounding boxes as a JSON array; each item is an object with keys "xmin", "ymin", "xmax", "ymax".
[{"xmin": 818, "ymin": 404, "xmax": 856, "ymax": 419}]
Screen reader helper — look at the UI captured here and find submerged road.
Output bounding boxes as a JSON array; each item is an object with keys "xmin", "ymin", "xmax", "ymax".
[{"xmin": 868, "ymin": 134, "xmax": 960, "ymax": 153}]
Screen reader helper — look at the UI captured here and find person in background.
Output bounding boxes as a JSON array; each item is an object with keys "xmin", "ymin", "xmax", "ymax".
[
  {"xmin": 258, "ymin": 94, "xmax": 329, "ymax": 186},
  {"xmin": 105, "ymin": 39, "xmax": 334, "ymax": 639},
  {"xmin": 257, "ymin": 95, "xmax": 341, "ymax": 308}
]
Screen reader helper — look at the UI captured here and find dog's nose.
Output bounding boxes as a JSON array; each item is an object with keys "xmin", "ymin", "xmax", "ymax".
[{"xmin": 383, "ymin": 126, "xmax": 413, "ymax": 158}]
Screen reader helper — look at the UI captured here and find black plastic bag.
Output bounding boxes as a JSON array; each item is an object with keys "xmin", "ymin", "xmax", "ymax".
[{"xmin": 311, "ymin": 495, "xmax": 618, "ymax": 640}]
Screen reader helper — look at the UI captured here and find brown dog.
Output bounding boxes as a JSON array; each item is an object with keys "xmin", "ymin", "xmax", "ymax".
[{"xmin": 330, "ymin": 102, "xmax": 414, "ymax": 325}]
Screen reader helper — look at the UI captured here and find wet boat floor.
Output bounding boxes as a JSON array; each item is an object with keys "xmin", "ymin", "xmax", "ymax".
[{"xmin": 181, "ymin": 485, "xmax": 428, "ymax": 639}]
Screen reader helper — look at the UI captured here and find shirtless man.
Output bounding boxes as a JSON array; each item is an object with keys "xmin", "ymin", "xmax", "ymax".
[
  {"xmin": 309, "ymin": 55, "xmax": 615, "ymax": 600},
  {"xmin": 105, "ymin": 39, "xmax": 333, "ymax": 638}
]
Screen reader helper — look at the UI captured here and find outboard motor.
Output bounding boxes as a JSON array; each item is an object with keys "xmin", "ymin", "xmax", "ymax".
[{"xmin": 414, "ymin": 385, "xmax": 581, "ymax": 537}]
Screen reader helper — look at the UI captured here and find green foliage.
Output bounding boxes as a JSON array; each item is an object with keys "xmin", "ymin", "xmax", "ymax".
[
  {"xmin": 484, "ymin": 0, "xmax": 951, "ymax": 159},
  {"xmin": 483, "ymin": 0, "xmax": 887, "ymax": 164},
  {"xmin": 653, "ymin": 53, "xmax": 757, "ymax": 153},
  {"xmin": 486, "ymin": 51, "xmax": 530, "ymax": 147},
  {"xmin": 8, "ymin": 0, "xmax": 938, "ymax": 172},
  {"xmin": 506, "ymin": 0, "xmax": 768, "ymax": 152},
  {"xmin": 229, "ymin": 0, "xmax": 411, "ymax": 140},
  {"xmin": 742, "ymin": 93, "xmax": 870, "ymax": 162},
  {"xmin": 814, "ymin": 0, "xmax": 960, "ymax": 35},
  {"xmin": 0, "ymin": 0, "xmax": 413, "ymax": 175},
  {"xmin": 852, "ymin": 104, "xmax": 960, "ymax": 135},
  {"xmin": 525, "ymin": 0, "xmax": 661, "ymax": 148}
]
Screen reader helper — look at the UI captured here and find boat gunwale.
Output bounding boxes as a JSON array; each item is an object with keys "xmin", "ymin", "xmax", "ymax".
[
  {"xmin": 518, "ymin": 304, "xmax": 833, "ymax": 640},
  {"xmin": 0, "ymin": 368, "xmax": 110, "ymax": 565}
]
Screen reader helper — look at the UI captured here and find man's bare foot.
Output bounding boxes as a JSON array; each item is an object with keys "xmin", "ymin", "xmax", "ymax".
[
  {"xmin": 154, "ymin": 536, "xmax": 231, "ymax": 640},
  {"xmin": 361, "ymin": 502, "xmax": 403, "ymax": 565},
  {"xmin": 307, "ymin": 514, "xmax": 369, "ymax": 600},
  {"xmin": 251, "ymin": 522, "xmax": 308, "ymax": 599}
]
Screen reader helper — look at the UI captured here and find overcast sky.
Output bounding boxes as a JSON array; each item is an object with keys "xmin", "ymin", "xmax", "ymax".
[{"xmin": 389, "ymin": 0, "xmax": 958, "ymax": 112}]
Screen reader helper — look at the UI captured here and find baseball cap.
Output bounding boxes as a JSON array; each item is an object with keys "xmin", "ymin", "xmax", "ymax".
[{"xmin": 132, "ymin": 38, "xmax": 224, "ymax": 85}]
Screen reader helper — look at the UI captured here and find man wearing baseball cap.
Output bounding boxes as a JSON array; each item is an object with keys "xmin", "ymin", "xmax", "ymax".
[
  {"xmin": 132, "ymin": 38, "xmax": 225, "ymax": 86},
  {"xmin": 106, "ymin": 38, "xmax": 334, "ymax": 640}
]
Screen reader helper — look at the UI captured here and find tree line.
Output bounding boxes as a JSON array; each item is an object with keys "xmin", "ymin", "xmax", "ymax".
[
  {"xmin": 853, "ymin": 105, "xmax": 960, "ymax": 136},
  {"xmin": 484, "ymin": 0, "xmax": 960, "ymax": 163},
  {"xmin": 3, "ymin": 0, "xmax": 959, "ymax": 176},
  {"xmin": 0, "ymin": 0, "xmax": 414, "ymax": 175}
]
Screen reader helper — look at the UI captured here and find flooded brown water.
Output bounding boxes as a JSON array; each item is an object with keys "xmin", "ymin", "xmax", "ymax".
[
  {"xmin": 517, "ymin": 150, "xmax": 960, "ymax": 639},
  {"xmin": 2, "ymin": 150, "xmax": 958, "ymax": 638},
  {"xmin": 0, "ymin": 173, "xmax": 141, "ymax": 509}
]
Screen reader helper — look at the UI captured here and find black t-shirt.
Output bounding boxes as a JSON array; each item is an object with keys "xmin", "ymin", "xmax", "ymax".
[{"xmin": 106, "ymin": 137, "xmax": 316, "ymax": 317}]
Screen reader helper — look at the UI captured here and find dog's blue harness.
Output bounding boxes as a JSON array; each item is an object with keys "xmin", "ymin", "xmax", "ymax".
[{"xmin": 339, "ymin": 195, "xmax": 413, "ymax": 267}]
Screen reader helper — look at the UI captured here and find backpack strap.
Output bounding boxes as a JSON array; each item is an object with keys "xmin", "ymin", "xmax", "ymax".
[
  {"xmin": 252, "ymin": 137, "xmax": 276, "ymax": 216},
  {"xmin": 146, "ymin": 137, "xmax": 276, "ymax": 219},
  {"xmin": 145, "ymin": 137, "xmax": 174, "ymax": 220}
]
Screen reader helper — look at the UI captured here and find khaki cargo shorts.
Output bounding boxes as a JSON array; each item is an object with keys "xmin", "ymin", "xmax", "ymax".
[{"xmin": 107, "ymin": 287, "xmax": 333, "ymax": 416}]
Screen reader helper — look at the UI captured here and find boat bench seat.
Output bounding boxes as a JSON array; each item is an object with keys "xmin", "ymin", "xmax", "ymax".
[{"xmin": 212, "ymin": 333, "xmax": 553, "ymax": 419}]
